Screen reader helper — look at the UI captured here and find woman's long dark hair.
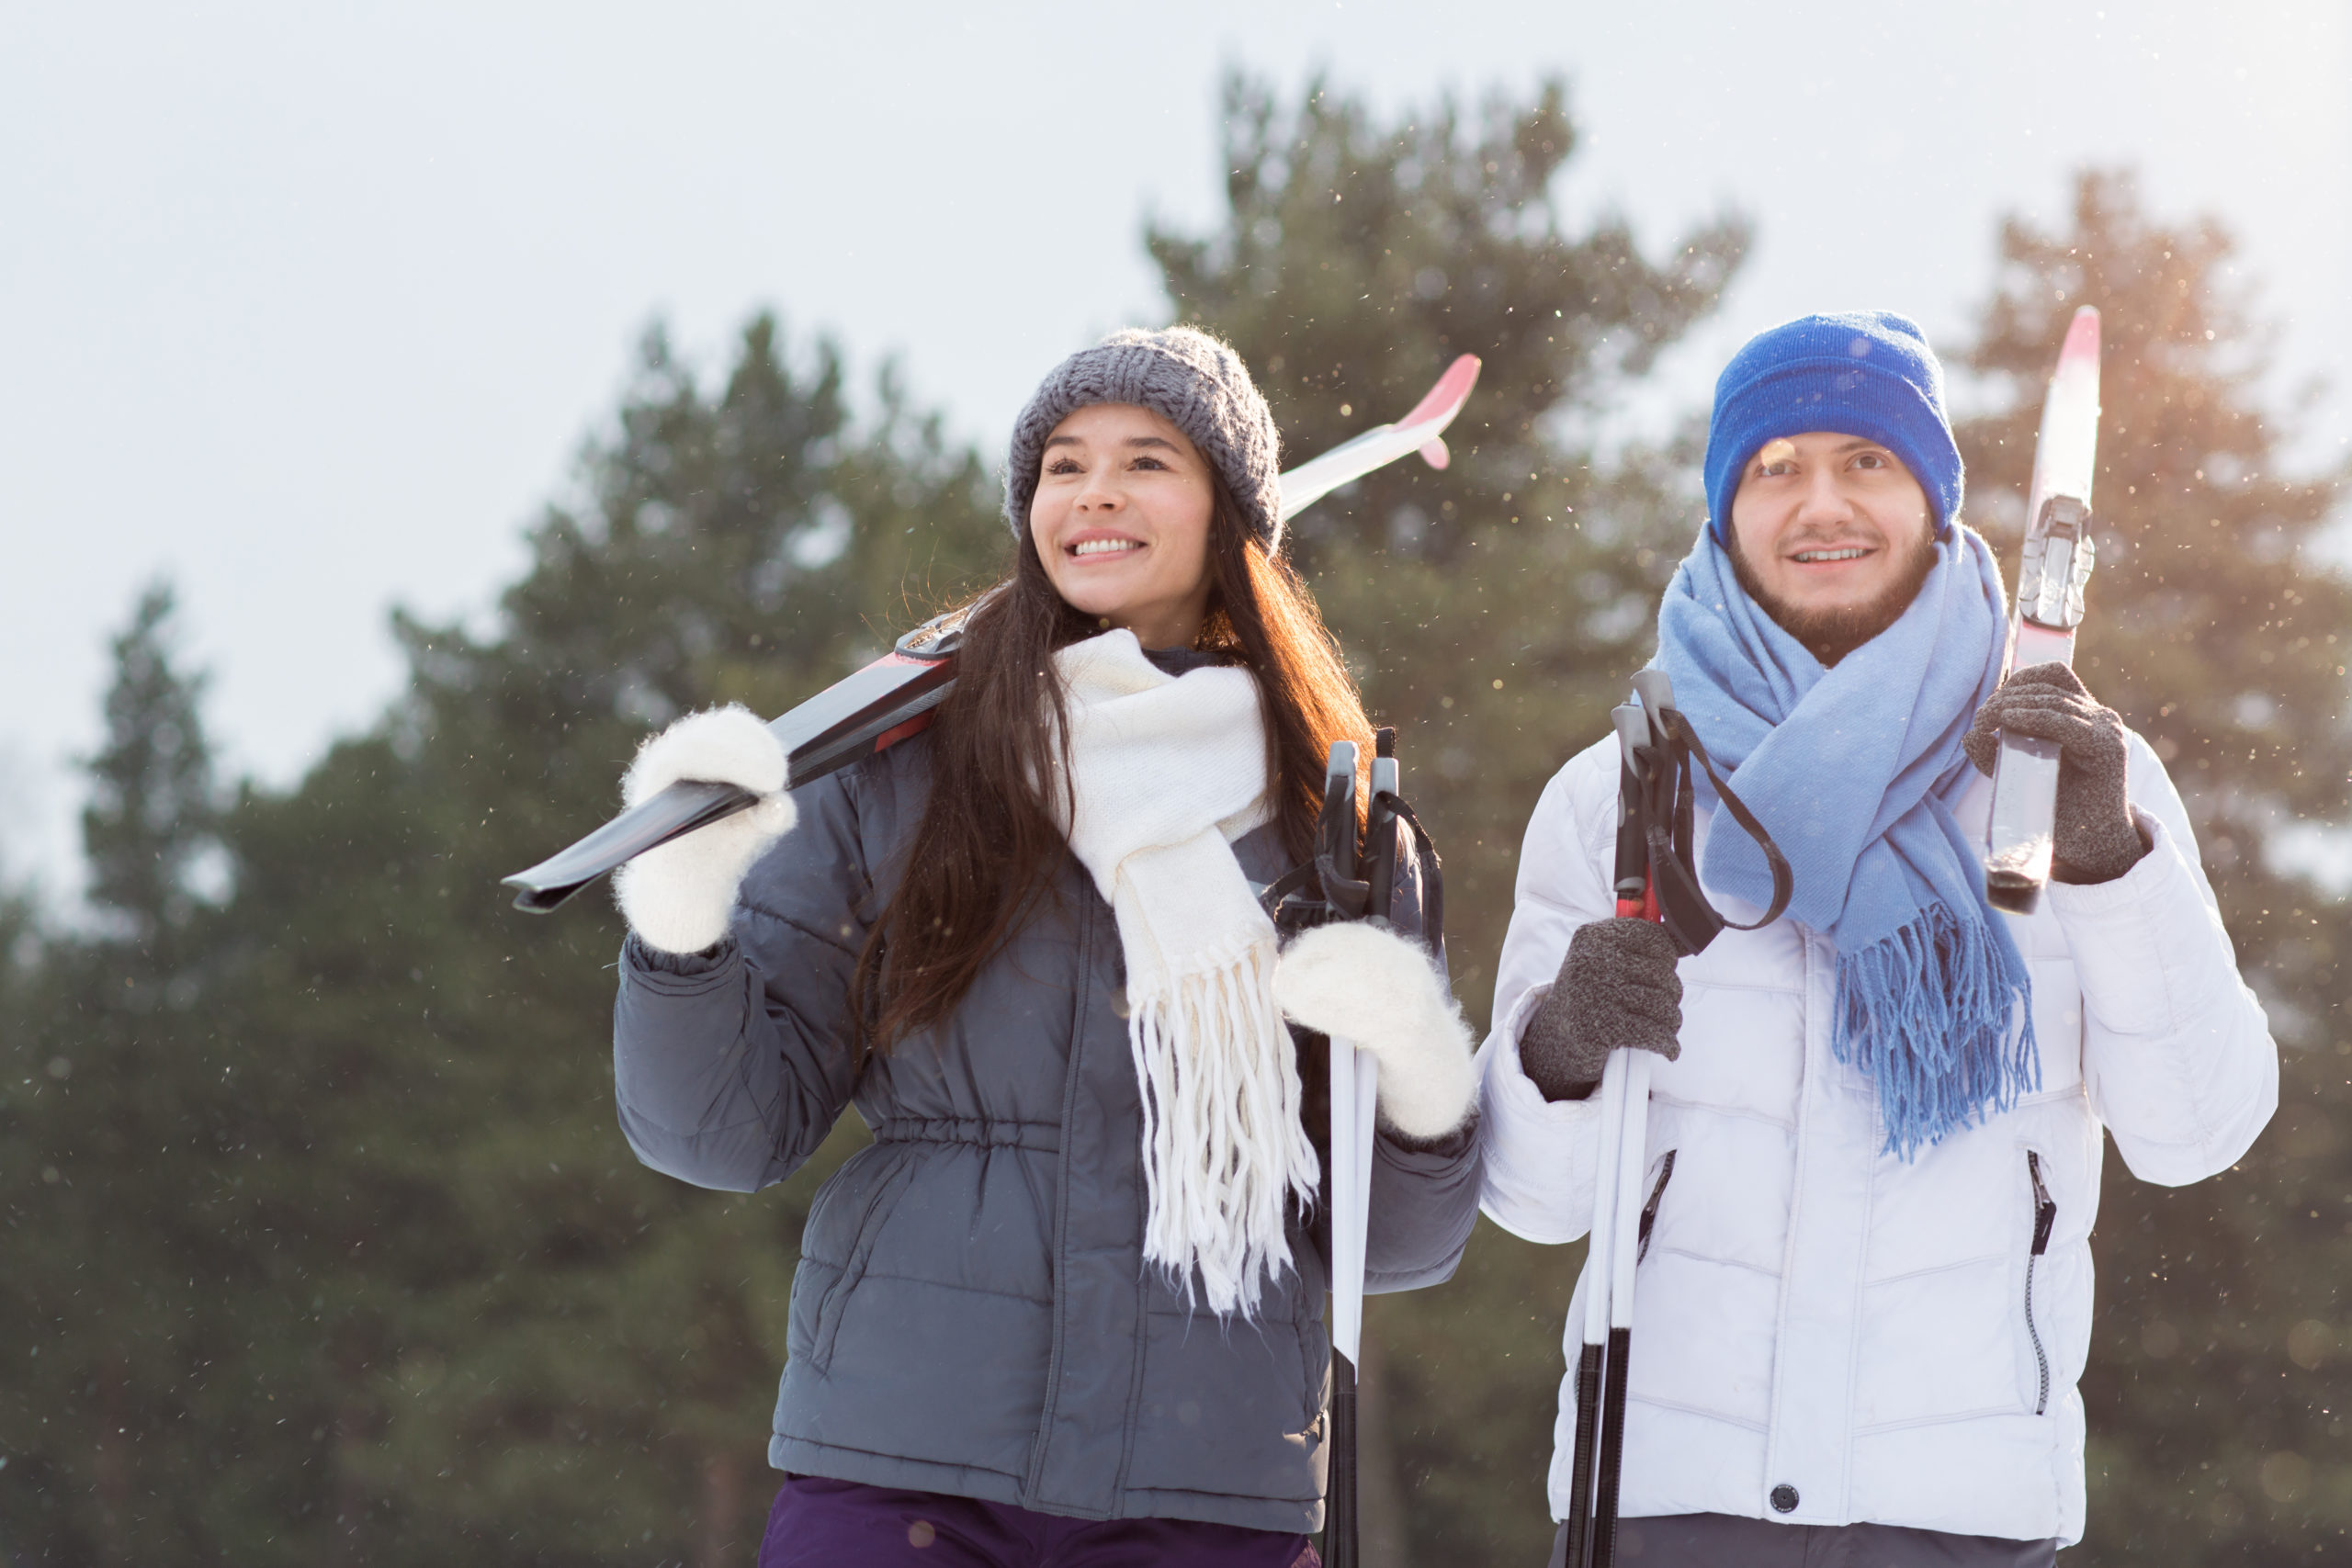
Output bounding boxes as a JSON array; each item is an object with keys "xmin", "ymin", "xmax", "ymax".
[{"xmin": 854, "ymin": 478, "xmax": 1373, "ymax": 1055}]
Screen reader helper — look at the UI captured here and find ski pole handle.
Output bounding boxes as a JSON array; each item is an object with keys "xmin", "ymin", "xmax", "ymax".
[{"xmin": 1610, "ymin": 705, "xmax": 1658, "ymax": 923}]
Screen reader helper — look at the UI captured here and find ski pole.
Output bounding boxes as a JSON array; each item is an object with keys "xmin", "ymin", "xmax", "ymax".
[
  {"xmin": 1303, "ymin": 725, "xmax": 1431, "ymax": 1568},
  {"xmin": 1589, "ymin": 701, "xmax": 1669, "ymax": 1568},
  {"xmin": 1592, "ymin": 1051, "xmax": 1651, "ymax": 1568},
  {"xmin": 1565, "ymin": 1036, "xmax": 1631, "ymax": 1568},
  {"xmin": 1561, "ymin": 671, "xmax": 1792, "ymax": 1568},
  {"xmin": 501, "ymin": 355, "xmax": 1482, "ymax": 915},
  {"xmin": 1984, "ymin": 306, "xmax": 2102, "ymax": 915},
  {"xmin": 1336, "ymin": 736, "xmax": 1398, "ymax": 1382},
  {"xmin": 1314, "ymin": 739, "xmax": 1373, "ymax": 1568},
  {"xmin": 1561, "ymin": 705, "xmax": 1656, "ymax": 1568}
]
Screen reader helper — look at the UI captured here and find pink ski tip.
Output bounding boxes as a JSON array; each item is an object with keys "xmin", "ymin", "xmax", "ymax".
[
  {"xmin": 1419, "ymin": 437, "xmax": 1451, "ymax": 470},
  {"xmin": 1398, "ymin": 354, "xmax": 1482, "ymax": 430},
  {"xmin": 2061, "ymin": 306, "xmax": 2100, "ymax": 364}
]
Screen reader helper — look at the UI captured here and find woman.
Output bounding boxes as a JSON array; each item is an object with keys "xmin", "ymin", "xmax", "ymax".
[{"xmin": 608, "ymin": 328, "xmax": 1480, "ymax": 1567}]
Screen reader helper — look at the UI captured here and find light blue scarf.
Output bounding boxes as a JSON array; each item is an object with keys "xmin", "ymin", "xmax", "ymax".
[{"xmin": 1655, "ymin": 525, "xmax": 2035, "ymax": 1157}]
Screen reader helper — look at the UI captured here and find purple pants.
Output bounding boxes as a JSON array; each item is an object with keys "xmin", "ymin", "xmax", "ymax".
[{"xmin": 758, "ymin": 1475, "xmax": 1321, "ymax": 1568}]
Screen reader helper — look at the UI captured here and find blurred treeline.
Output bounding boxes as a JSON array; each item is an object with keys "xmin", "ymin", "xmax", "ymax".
[{"xmin": 4, "ymin": 73, "xmax": 2347, "ymax": 1566}]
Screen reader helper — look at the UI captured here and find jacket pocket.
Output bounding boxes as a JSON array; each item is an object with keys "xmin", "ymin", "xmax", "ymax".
[
  {"xmin": 806, "ymin": 1150, "xmax": 920, "ymax": 1376},
  {"xmin": 2022, "ymin": 1149, "xmax": 2057, "ymax": 1415},
  {"xmin": 1636, "ymin": 1149, "xmax": 1678, "ymax": 1264}
]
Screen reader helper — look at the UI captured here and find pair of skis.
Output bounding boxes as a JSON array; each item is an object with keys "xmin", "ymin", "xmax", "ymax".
[
  {"xmin": 1268, "ymin": 728, "xmax": 1443, "ymax": 1568},
  {"xmin": 502, "ymin": 355, "xmax": 1482, "ymax": 912},
  {"xmin": 1983, "ymin": 306, "xmax": 2104, "ymax": 913},
  {"xmin": 1560, "ymin": 671, "xmax": 1788, "ymax": 1568}
]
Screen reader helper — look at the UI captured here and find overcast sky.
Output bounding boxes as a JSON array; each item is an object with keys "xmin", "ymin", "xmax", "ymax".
[{"xmin": 4, "ymin": 0, "xmax": 2346, "ymax": 904}]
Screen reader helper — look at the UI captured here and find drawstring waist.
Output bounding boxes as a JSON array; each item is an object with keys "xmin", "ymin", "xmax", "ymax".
[{"xmin": 869, "ymin": 1116, "xmax": 1060, "ymax": 1153}]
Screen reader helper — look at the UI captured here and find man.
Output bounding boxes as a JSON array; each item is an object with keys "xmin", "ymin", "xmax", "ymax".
[{"xmin": 1476, "ymin": 311, "xmax": 2277, "ymax": 1564}]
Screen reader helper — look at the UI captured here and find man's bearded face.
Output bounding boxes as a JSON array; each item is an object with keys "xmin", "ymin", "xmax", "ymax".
[{"xmin": 1724, "ymin": 433, "xmax": 1941, "ymax": 666}]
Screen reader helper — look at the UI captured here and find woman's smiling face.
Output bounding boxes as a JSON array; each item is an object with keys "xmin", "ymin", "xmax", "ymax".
[{"xmin": 1029, "ymin": 402, "xmax": 1218, "ymax": 649}]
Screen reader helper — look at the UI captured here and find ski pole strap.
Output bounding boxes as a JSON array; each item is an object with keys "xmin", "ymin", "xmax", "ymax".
[
  {"xmin": 1650, "ymin": 707, "xmax": 1792, "ymax": 932},
  {"xmin": 1258, "ymin": 790, "xmax": 1444, "ymax": 955},
  {"xmin": 1257, "ymin": 861, "xmax": 1323, "ymax": 930},
  {"xmin": 1376, "ymin": 792, "xmax": 1446, "ymax": 959}
]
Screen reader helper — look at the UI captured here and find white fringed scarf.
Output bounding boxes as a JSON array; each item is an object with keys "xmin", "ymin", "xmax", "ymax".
[{"xmin": 1051, "ymin": 630, "xmax": 1319, "ymax": 1317}]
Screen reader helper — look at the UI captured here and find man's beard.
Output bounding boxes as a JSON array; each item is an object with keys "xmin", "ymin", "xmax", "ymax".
[{"xmin": 1724, "ymin": 527, "xmax": 1941, "ymax": 667}]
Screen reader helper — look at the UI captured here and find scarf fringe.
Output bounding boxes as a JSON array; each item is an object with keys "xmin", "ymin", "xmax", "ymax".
[
  {"xmin": 1832, "ymin": 902, "xmax": 2040, "ymax": 1160},
  {"xmin": 1051, "ymin": 631, "xmax": 1310, "ymax": 1320},
  {"xmin": 1128, "ymin": 938, "xmax": 1321, "ymax": 1318}
]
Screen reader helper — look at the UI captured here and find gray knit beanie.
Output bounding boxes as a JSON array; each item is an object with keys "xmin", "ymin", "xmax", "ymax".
[{"xmin": 1003, "ymin": 326, "xmax": 1284, "ymax": 552}]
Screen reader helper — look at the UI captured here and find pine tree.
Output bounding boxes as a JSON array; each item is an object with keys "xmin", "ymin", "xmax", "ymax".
[
  {"xmin": 196, "ymin": 315, "xmax": 1005, "ymax": 1564},
  {"xmin": 81, "ymin": 583, "xmax": 221, "ymax": 948},
  {"xmin": 1152, "ymin": 73, "xmax": 1749, "ymax": 1563},
  {"xmin": 1154, "ymin": 72, "xmax": 1744, "ymax": 1020},
  {"xmin": 1954, "ymin": 169, "xmax": 2352, "ymax": 1563},
  {"xmin": 6, "ymin": 321, "xmax": 1006, "ymax": 1566},
  {"xmin": 0, "ymin": 583, "xmax": 258, "ymax": 1562}
]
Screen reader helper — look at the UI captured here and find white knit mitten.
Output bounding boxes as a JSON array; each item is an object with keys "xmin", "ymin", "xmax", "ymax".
[
  {"xmin": 1272, "ymin": 922, "xmax": 1476, "ymax": 1139},
  {"xmin": 611, "ymin": 705, "xmax": 797, "ymax": 954}
]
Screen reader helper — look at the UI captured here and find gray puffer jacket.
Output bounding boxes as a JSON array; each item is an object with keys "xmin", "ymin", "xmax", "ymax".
[{"xmin": 612, "ymin": 725, "xmax": 1480, "ymax": 1533}]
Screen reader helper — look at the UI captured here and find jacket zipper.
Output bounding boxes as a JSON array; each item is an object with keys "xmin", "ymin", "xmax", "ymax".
[
  {"xmin": 2025, "ymin": 1150, "xmax": 2056, "ymax": 1416},
  {"xmin": 1025, "ymin": 890, "xmax": 1097, "ymax": 1498},
  {"xmin": 1635, "ymin": 1150, "xmax": 1677, "ymax": 1265}
]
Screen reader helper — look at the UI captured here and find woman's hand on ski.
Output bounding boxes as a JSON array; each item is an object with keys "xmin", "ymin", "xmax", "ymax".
[
  {"xmin": 1964, "ymin": 662, "xmax": 2147, "ymax": 884},
  {"xmin": 1272, "ymin": 922, "xmax": 1476, "ymax": 1140},
  {"xmin": 1518, "ymin": 917, "xmax": 1682, "ymax": 1104},
  {"xmin": 611, "ymin": 705, "xmax": 797, "ymax": 954}
]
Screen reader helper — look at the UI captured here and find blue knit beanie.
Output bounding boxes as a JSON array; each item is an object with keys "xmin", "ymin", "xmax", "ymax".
[{"xmin": 1702, "ymin": 311, "xmax": 1963, "ymax": 544}]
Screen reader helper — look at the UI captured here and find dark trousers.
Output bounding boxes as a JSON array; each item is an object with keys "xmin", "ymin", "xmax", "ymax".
[
  {"xmin": 1548, "ymin": 1513, "xmax": 2059, "ymax": 1567},
  {"xmin": 759, "ymin": 1474, "xmax": 1321, "ymax": 1568}
]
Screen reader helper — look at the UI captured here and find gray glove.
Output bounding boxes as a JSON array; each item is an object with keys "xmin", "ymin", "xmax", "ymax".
[
  {"xmin": 1963, "ymin": 662, "xmax": 2148, "ymax": 885},
  {"xmin": 1518, "ymin": 917, "xmax": 1682, "ymax": 1104}
]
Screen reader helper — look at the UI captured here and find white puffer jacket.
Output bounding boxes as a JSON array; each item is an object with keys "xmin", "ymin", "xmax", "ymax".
[{"xmin": 1477, "ymin": 730, "xmax": 2277, "ymax": 1547}]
